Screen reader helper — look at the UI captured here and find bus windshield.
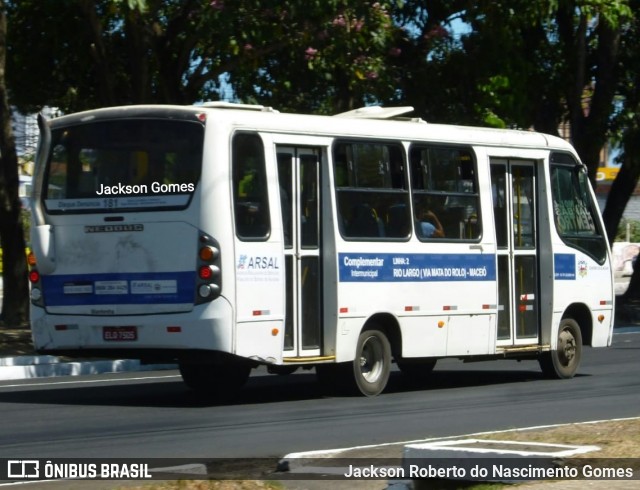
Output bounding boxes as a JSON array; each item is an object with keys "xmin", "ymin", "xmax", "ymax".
[{"xmin": 43, "ymin": 118, "xmax": 204, "ymax": 213}]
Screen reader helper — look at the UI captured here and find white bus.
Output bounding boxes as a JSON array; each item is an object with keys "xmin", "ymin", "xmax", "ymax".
[{"xmin": 29, "ymin": 103, "xmax": 614, "ymax": 396}]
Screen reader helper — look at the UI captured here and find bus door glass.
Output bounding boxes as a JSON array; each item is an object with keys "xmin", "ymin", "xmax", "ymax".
[
  {"xmin": 277, "ymin": 146, "xmax": 322, "ymax": 358},
  {"xmin": 491, "ymin": 159, "xmax": 539, "ymax": 346}
]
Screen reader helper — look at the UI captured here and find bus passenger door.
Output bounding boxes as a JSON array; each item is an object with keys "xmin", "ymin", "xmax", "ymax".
[
  {"xmin": 491, "ymin": 160, "xmax": 540, "ymax": 347},
  {"xmin": 277, "ymin": 147, "xmax": 323, "ymax": 358}
]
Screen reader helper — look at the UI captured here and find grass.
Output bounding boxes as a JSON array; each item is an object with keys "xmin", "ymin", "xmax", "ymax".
[{"xmin": 473, "ymin": 418, "xmax": 640, "ymax": 458}]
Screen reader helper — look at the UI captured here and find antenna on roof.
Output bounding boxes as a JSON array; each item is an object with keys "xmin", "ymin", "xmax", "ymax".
[{"xmin": 333, "ymin": 106, "xmax": 415, "ymax": 120}]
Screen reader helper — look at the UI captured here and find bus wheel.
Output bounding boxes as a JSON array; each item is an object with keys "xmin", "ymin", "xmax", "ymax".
[
  {"xmin": 353, "ymin": 329, "xmax": 391, "ymax": 396},
  {"xmin": 539, "ymin": 318, "xmax": 583, "ymax": 379},
  {"xmin": 397, "ymin": 359, "xmax": 437, "ymax": 380},
  {"xmin": 179, "ymin": 363, "xmax": 251, "ymax": 395}
]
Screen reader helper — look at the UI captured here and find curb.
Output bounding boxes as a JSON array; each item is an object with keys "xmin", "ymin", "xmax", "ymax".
[{"xmin": 0, "ymin": 356, "xmax": 177, "ymax": 381}]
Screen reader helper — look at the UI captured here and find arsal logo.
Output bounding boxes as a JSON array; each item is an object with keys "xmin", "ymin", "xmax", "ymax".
[{"xmin": 237, "ymin": 255, "xmax": 280, "ymax": 270}]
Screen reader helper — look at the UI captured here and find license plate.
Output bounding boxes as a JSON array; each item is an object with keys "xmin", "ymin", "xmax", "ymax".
[{"xmin": 103, "ymin": 326, "xmax": 137, "ymax": 342}]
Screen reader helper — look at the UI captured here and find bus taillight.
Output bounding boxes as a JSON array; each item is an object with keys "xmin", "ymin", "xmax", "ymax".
[
  {"xmin": 29, "ymin": 267, "xmax": 41, "ymax": 302},
  {"xmin": 28, "ymin": 257, "xmax": 44, "ymax": 306},
  {"xmin": 199, "ymin": 246, "xmax": 218, "ymax": 262},
  {"xmin": 195, "ymin": 233, "xmax": 222, "ymax": 304},
  {"xmin": 29, "ymin": 270, "xmax": 40, "ymax": 283},
  {"xmin": 199, "ymin": 265, "xmax": 213, "ymax": 280}
]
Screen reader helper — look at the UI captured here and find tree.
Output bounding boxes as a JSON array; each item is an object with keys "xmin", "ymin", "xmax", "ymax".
[
  {"xmin": 385, "ymin": 1, "xmax": 483, "ymax": 124},
  {"xmin": 0, "ymin": 0, "xmax": 28, "ymax": 326},
  {"xmin": 7, "ymin": 1, "xmax": 403, "ymax": 115},
  {"xmin": 556, "ymin": 1, "xmax": 627, "ymax": 185},
  {"xmin": 603, "ymin": 1, "xmax": 640, "ymax": 302},
  {"xmin": 392, "ymin": 0, "xmax": 627, "ymax": 185},
  {"xmin": 227, "ymin": 1, "xmax": 401, "ymax": 114},
  {"xmin": 7, "ymin": 0, "xmax": 223, "ymax": 112}
]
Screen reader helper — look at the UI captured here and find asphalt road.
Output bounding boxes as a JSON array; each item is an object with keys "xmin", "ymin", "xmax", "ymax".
[{"xmin": 0, "ymin": 329, "xmax": 638, "ymax": 463}]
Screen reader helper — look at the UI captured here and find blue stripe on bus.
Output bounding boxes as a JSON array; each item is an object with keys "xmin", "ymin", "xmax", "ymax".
[
  {"xmin": 554, "ymin": 253, "xmax": 576, "ymax": 280},
  {"xmin": 41, "ymin": 271, "xmax": 196, "ymax": 306},
  {"xmin": 338, "ymin": 253, "xmax": 496, "ymax": 282}
]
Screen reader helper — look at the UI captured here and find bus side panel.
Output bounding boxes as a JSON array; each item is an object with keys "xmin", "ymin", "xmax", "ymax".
[
  {"xmin": 235, "ymin": 320, "xmax": 284, "ymax": 363},
  {"xmin": 591, "ymin": 308, "xmax": 614, "ymax": 347},
  {"xmin": 552, "ymin": 249, "xmax": 614, "ymax": 347},
  {"xmin": 232, "ymin": 235, "xmax": 286, "ymax": 364},
  {"xmin": 446, "ymin": 314, "xmax": 496, "ymax": 356},
  {"xmin": 231, "ymin": 132, "xmax": 286, "ymax": 364},
  {"xmin": 400, "ymin": 317, "xmax": 447, "ymax": 358},
  {"xmin": 334, "ymin": 317, "xmax": 365, "ymax": 363},
  {"xmin": 335, "ymin": 250, "xmax": 498, "ymax": 360}
]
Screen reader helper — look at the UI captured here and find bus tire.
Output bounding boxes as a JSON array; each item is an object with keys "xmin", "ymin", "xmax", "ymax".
[
  {"xmin": 539, "ymin": 318, "xmax": 582, "ymax": 379},
  {"xmin": 352, "ymin": 328, "xmax": 391, "ymax": 396},
  {"xmin": 179, "ymin": 362, "xmax": 251, "ymax": 395}
]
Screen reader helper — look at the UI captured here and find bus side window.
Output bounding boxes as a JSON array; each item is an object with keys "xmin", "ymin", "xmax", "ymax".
[
  {"xmin": 233, "ymin": 133, "xmax": 270, "ymax": 240},
  {"xmin": 333, "ymin": 141, "xmax": 410, "ymax": 240},
  {"xmin": 409, "ymin": 145, "xmax": 481, "ymax": 241}
]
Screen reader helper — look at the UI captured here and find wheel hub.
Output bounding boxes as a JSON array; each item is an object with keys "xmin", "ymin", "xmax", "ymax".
[
  {"xmin": 559, "ymin": 329, "xmax": 576, "ymax": 365},
  {"xmin": 360, "ymin": 336, "xmax": 382, "ymax": 382}
]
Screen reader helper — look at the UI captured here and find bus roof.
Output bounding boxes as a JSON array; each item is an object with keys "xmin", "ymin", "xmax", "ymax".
[{"xmin": 47, "ymin": 103, "xmax": 574, "ymax": 154}]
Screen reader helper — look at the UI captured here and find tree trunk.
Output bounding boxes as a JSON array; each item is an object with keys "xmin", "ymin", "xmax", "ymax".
[
  {"xmin": 612, "ymin": 135, "xmax": 640, "ymax": 305},
  {"xmin": 602, "ymin": 150, "xmax": 640, "ymax": 244},
  {"xmin": 0, "ymin": 1, "xmax": 29, "ymax": 326},
  {"xmin": 77, "ymin": 0, "xmax": 117, "ymax": 106}
]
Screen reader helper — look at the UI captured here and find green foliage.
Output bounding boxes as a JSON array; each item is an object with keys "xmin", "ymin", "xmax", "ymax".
[
  {"xmin": 5, "ymin": 0, "xmax": 403, "ymax": 114},
  {"xmin": 229, "ymin": 1, "xmax": 400, "ymax": 113},
  {"xmin": 615, "ymin": 219, "xmax": 640, "ymax": 242},
  {"xmin": 119, "ymin": 0, "xmax": 146, "ymax": 11},
  {"xmin": 4, "ymin": 0, "xmax": 635, "ymax": 123}
]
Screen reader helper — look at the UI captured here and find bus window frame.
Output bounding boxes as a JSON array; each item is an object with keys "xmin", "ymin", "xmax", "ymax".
[
  {"xmin": 232, "ymin": 132, "xmax": 272, "ymax": 242},
  {"xmin": 333, "ymin": 138, "xmax": 411, "ymax": 242},
  {"xmin": 550, "ymin": 152, "xmax": 607, "ymax": 264},
  {"xmin": 409, "ymin": 143, "xmax": 483, "ymax": 243},
  {"xmin": 41, "ymin": 117, "xmax": 204, "ymax": 215}
]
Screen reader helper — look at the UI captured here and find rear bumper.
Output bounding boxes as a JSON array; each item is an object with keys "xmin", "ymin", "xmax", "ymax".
[{"xmin": 29, "ymin": 297, "xmax": 234, "ymax": 362}]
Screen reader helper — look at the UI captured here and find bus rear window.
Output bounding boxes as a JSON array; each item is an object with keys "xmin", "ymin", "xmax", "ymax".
[{"xmin": 43, "ymin": 119, "xmax": 203, "ymax": 213}]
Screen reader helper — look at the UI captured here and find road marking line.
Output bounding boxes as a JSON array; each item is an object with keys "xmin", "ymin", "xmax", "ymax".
[
  {"xmin": 282, "ymin": 415, "xmax": 640, "ymax": 459},
  {"xmin": 0, "ymin": 480, "xmax": 59, "ymax": 487}
]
